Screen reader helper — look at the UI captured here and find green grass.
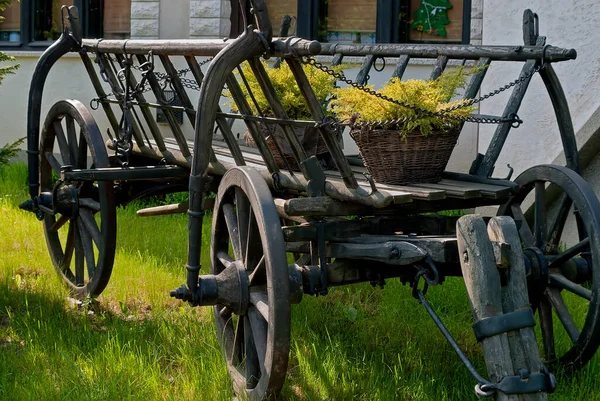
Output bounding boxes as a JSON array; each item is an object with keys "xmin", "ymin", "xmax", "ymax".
[{"xmin": 0, "ymin": 162, "xmax": 599, "ymax": 400}]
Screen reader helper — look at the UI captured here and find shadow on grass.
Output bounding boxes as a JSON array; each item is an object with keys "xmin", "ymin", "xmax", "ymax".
[{"xmin": 0, "ymin": 278, "xmax": 232, "ymax": 401}]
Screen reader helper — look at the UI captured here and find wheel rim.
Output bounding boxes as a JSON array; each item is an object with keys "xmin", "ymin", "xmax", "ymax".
[
  {"xmin": 499, "ymin": 164, "xmax": 600, "ymax": 370},
  {"xmin": 40, "ymin": 100, "xmax": 116, "ymax": 299},
  {"xmin": 210, "ymin": 167, "xmax": 290, "ymax": 400}
]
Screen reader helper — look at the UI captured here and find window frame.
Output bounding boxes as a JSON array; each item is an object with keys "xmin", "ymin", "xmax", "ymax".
[
  {"xmin": 297, "ymin": 0, "xmax": 472, "ymax": 44},
  {"xmin": 0, "ymin": 0, "xmax": 128, "ymax": 51}
]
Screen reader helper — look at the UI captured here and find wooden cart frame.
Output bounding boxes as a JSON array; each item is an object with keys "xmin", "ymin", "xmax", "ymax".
[{"xmin": 20, "ymin": 3, "xmax": 600, "ymax": 400}]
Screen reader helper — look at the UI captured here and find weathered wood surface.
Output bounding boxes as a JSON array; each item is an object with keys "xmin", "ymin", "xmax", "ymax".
[
  {"xmin": 319, "ymin": 43, "xmax": 576, "ymax": 62},
  {"xmin": 488, "ymin": 216, "xmax": 547, "ymax": 401},
  {"xmin": 457, "ymin": 215, "xmax": 519, "ymax": 401},
  {"xmin": 142, "ymin": 138, "xmax": 514, "ymax": 208}
]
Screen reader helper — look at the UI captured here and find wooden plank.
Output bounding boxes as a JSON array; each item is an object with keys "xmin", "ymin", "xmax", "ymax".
[
  {"xmin": 439, "ymin": 178, "xmax": 511, "ymax": 199},
  {"xmin": 412, "ymin": 181, "xmax": 481, "ymax": 199},
  {"xmin": 348, "ymin": 165, "xmax": 447, "ymax": 201}
]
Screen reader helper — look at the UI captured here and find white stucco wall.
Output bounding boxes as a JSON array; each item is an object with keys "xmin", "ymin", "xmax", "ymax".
[
  {"xmin": 159, "ymin": 0, "xmax": 190, "ymax": 39},
  {"xmin": 480, "ymin": 0, "xmax": 600, "ymax": 178}
]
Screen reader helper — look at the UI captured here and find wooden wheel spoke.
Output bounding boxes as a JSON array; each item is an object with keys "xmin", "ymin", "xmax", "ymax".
[
  {"xmin": 249, "ymin": 291, "xmax": 269, "ymax": 324},
  {"xmin": 79, "ymin": 197, "xmax": 101, "ymax": 211},
  {"xmin": 77, "ymin": 131, "xmax": 88, "ymax": 169},
  {"xmin": 65, "ymin": 115, "xmax": 78, "ymax": 166},
  {"xmin": 231, "ymin": 317, "xmax": 245, "ymax": 366},
  {"xmin": 45, "ymin": 151, "xmax": 63, "ymax": 175},
  {"xmin": 79, "ymin": 208, "xmax": 102, "ymax": 248},
  {"xmin": 217, "ymin": 250, "xmax": 234, "ymax": 269},
  {"xmin": 53, "ymin": 121, "xmax": 71, "ymax": 166},
  {"xmin": 545, "ymin": 288, "xmax": 580, "ymax": 343},
  {"xmin": 549, "ymin": 273, "xmax": 592, "ymax": 301},
  {"xmin": 243, "ymin": 315, "xmax": 261, "ymax": 388},
  {"xmin": 548, "ymin": 237, "xmax": 590, "ymax": 268},
  {"xmin": 245, "ymin": 212, "xmax": 263, "ymax": 272},
  {"xmin": 538, "ymin": 297, "xmax": 556, "ymax": 363},
  {"xmin": 62, "ymin": 223, "xmax": 75, "ymax": 272},
  {"xmin": 247, "ymin": 306, "xmax": 268, "ymax": 374},
  {"xmin": 534, "ymin": 181, "xmax": 547, "ymax": 249},
  {"xmin": 235, "ymin": 187, "xmax": 250, "ymax": 263},
  {"xmin": 223, "ymin": 203, "xmax": 242, "ymax": 260},
  {"xmin": 248, "ymin": 255, "xmax": 265, "ymax": 286},
  {"xmin": 547, "ymin": 194, "xmax": 572, "ymax": 253},
  {"xmin": 76, "ymin": 218, "xmax": 96, "ymax": 279},
  {"xmin": 50, "ymin": 214, "xmax": 70, "ymax": 233},
  {"xmin": 574, "ymin": 210, "xmax": 587, "ymax": 243},
  {"xmin": 74, "ymin": 225, "xmax": 85, "ymax": 286},
  {"xmin": 511, "ymin": 205, "xmax": 535, "ymax": 247}
]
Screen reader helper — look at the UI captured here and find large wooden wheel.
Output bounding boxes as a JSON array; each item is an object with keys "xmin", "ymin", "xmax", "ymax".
[
  {"xmin": 210, "ymin": 167, "xmax": 290, "ymax": 400},
  {"xmin": 39, "ymin": 99, "xmax": 117, "ymax": 299},
  {"xmin": 499, "ymin": 164, "xmax": 600, "ymax": 370}
]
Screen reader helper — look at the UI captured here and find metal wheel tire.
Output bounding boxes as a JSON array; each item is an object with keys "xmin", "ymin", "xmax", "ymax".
[
  {"xmin": 210, "ymin": 167, "xmax": 290, "ymax": 400},
  {"xmin": 40, "ymin": 99, "xmax": 117, "ymax": 299},
  {"xmin": 498, "ymin": 164, "xmax": 600, "ymax": 370}
]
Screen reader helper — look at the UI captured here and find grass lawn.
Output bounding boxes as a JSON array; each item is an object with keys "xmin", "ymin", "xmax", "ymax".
[{"xmin": 0, "ymin": 162, "xmax": 599, "ymax": 400}]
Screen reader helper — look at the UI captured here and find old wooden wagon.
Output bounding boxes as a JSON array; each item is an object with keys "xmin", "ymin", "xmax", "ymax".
[{"xmin": 20, "ymin": 2, "xmax": 600, "ymax": 400}]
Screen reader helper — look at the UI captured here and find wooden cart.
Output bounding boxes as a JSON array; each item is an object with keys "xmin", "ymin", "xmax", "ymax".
[{"xmin": 20, "ymin": 3, "xmax": 599, "ymax": 400}]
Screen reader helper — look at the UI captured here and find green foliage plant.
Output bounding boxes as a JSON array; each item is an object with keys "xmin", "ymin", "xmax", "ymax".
[
  {"xmin": 330, "ymin": 67, "xmax": 480, "ymax": 137},
  {"xmin": 229, "ymin": 60, "xmax": 341, "ymax": 120},
  {"xmin": 0, "ymin": 137, "xmax": 24, "ymax": 167}
]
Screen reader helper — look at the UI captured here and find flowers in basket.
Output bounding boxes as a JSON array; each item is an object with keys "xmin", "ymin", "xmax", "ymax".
[
  {"xmin": 329, "ymin": 67, "xmax": 478, "ymax": 184},
  {"xmin": 227, "ymin": 60, "xmax": 342, "ymax": 170}
]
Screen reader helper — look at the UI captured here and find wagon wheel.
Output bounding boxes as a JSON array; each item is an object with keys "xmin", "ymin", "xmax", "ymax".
[
  {"xmin": 211, "ymin": 167, "xmax": 290, "ymax": 400},
  {"xmin": 40, "ymin": 99, "xmax": 117, "ymax": 299},
  {"xmin": 498, "ymin": 164, "xmax": 600, "ymax": 370}
]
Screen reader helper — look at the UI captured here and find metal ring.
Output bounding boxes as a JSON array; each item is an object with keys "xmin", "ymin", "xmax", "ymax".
[
  {"xmin": 475, "ymin": 383, "xmax": 495, "ymax": 398},
  {"xmin": 90, "ymin": 98, "xmax": 100, "ymax": 110},
  {"xmin": 509, "ymin": 113, "xmax": 522, "ymax": 128},
  {"xmin": 373, "ymin": 56, "xmax": 386, "ymax": 72},
  {"xmin": 540, "ymin": 44, "xmax": 551, "ymax": 69}
]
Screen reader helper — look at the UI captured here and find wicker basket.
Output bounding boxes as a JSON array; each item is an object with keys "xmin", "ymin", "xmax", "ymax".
[
  {"xmin": 247, "ymin": 125, "xmax": 329, "ymax": 171},
  {"xmin": 350, "ymin": 127, "xmax": 461, "ymax": 185}
]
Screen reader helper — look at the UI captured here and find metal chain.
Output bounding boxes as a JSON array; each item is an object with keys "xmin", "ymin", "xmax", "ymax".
[
  {"xmin": 108, "ymin": 54, "xmax": 213, "ymax": 93},
  {"xmin": 301, "ymin": 56, "xmax": 542, "ymax": 128},
  {"xmin": 92, "ymin": 55, "xmax": 213, "ymax": 107}
]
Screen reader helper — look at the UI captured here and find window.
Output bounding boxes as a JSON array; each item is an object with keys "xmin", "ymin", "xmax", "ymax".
[
  {"xmin": 0, "ymin": 1, "xmax": 20, "ymax": 43},
  {"xmin": 0, "ymin": 0, "xmax": 131, "ymax": 49},
  {"xmin": 290, "ymin": 0, "xmax": 471, "ymax": 44}
]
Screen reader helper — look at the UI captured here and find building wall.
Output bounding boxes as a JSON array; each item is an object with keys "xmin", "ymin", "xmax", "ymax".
[{"xmin": 480, "ymin": 0, "xmax": 600, "ymax": 179}]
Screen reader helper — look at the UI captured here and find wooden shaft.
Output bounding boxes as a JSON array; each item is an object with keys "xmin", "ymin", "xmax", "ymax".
[
  {"xmin": 247, "ymin": 57, "xmax": 310, "ymax": 178},
  {"xmin": 456, "ymin": 215, "xmax": 519, "ymax": 401},
  {"xmin": 488, "ymin": 216, "xmax": 547, "ymax": 401},
  {"xmin": 285, "ymin": 57, "xmax": 359, "ymax": 189}
]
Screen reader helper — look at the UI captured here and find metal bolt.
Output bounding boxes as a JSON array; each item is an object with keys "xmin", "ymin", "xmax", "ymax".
[
  {"xmin": 463, "ymin": 251, "xmax": 469, "ymax": 263},
  {"xmin": 390, "ymin": 247, "xmax": 402, "ymax": 260}
]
